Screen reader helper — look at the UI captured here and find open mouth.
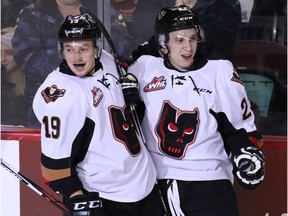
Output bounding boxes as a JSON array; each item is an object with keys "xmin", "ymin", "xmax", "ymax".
[
  {"xmin": 182, "ymin": 54, "xmax": 192, "ymax": 60},
  {"xmin": 182, "ymin": 54, "xmax": 192, "ymax": 57},
  {"xmin": 73, "ymin": 63, "xmax": 85, "ymax": 68}
]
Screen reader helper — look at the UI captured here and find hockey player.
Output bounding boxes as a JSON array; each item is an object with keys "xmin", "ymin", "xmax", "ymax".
[
  {"xmin": 127, "ymin": 5, "xmax": 265, "ymax": 216},
  {"xmin": 32, "ymin": 12, "xmax": 165, "ymax": 216}
]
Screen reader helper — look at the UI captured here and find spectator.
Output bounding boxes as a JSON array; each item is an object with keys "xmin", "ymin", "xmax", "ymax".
[
  {"xmin": 238, "ymin": 0, "xmax": 287, "ymax": 44},
  {"xmin": 127, "ymin": 6, "xmax": 265, "ymax": 215},
  {"xmin": 12, "ymin": 0, "xmax": 97, "ymax": 127},
  {"xmin": 111, "ymin": 0, "xmax": 137, "ymax": 31},
  {"xmin": 110, "ymin": 3, "xmax": 140, "ymax": 62},
  {"xmin": 130, "ymin": 0, "xmax": 241, "ymax": 60},
  {"xmin": 12, "ymin": 0, "xmax": 141, "ymax": 126},
  {"xmin": 1, "ymin": 0, "xmax": 32, "ymax": 28},
  {"xmin": 1, "ymin": 27, "xmax": 27, "ymax": 126}
]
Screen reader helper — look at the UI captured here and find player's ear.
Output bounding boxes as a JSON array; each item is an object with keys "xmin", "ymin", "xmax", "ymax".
[{"xmin": 160, "ymin": 45, "xmax": 168, "ymax": 55}]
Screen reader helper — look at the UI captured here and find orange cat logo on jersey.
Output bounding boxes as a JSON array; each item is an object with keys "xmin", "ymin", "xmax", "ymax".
[
  {"xmin": 41, "ymin": 85, "xmax": 66, "ymax": 103},
  {"xmin": 144, "ymin": 76, "xmax": 167, "ymax": 92}
]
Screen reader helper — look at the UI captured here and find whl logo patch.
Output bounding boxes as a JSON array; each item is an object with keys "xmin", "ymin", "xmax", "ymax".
[{"xmin": 144, "ymin": 76, "xmax": 167, "ymax": 92}]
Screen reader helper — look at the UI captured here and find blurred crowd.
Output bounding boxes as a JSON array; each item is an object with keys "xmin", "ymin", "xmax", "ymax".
[{"xmin": 1, "ymin": 0, "xmax": 287, "ymax": 129}]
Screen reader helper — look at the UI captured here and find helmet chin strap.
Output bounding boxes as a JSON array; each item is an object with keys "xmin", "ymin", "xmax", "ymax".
[
  {"xmin": 88, "ymin": 48, "xmax": 102, "ymax": 75},
  {"xmin": 159, "ymin": 44, "xmax": 169, "ymax": 58},
  {"xmin": 160, "ymin": 46, "xmax": 177, "ymax": 70},
  {"xmin": 87, "ymin": 65, "xmax": 96, "ymax": 75}
]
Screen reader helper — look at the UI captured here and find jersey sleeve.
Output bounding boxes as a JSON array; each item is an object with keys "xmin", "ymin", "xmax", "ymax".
[
  {"xmin": 33, "ymin": 75, "xmax": 90, "ymax": 197},
  {"xmin": 128, "ymin": 55, "xmax": 150, "ymax": 75},
  {"xmin": 214, "ymin": 60, "xmax": 258, "ymax": 133},
  {"xmin": 213, "ymin": 61, "xmax": 263, "ymax": 149}
]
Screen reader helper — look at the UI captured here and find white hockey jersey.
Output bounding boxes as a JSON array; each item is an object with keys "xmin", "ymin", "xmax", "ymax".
[
  {"xmin": 128, "ymin": 55, "xmax": 257, "ymax": 183},
  {"xmin": 33, "ymin": 50, "xmax": 157, "ymax": 202}
]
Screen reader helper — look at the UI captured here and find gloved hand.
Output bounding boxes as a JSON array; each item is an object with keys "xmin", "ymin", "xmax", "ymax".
[
  {"xmin": 67, "ymin": 192, "xmax": 103, "ymax": 216},
  {"xmin": 233, "ymin": 146, "xmax": 265, "ymax": 189},
  {"xmin": 120, "ymin": 73, "xmax": 141, "ymax": 106}
]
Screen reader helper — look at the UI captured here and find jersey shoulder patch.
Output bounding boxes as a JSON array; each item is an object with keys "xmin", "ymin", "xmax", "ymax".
[
  {"xmin": 231, "ymin": 68, "xmax": 244, "ymax": 86},
  {"xmin": 41, "ymin": 84, "xmax": 66, "ymax": 103}
]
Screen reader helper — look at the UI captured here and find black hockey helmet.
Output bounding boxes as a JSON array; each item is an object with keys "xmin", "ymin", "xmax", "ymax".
[
  {"xmin": 154, "ymin": 5, "xmax": 205, "ymax": 46},
  {"xmin": 58, "ymin": 13, "xmax": 101, "ymax": 43}
]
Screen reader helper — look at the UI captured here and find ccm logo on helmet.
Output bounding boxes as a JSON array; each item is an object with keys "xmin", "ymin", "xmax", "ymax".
[
  {"xmin": 73, "ymin": 200, "xmax": 103, "ymax": 210},
  {"xmin": 179, "ymin": 16, "xmax": 193, "ymax": 21},
  {"xmin": 65, "ymin": 29, "xmax": 83, "ymax": 37}
]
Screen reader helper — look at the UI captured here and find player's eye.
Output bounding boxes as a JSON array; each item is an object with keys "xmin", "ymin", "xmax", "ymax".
[
  {"xmin": 175, "ymin": 37, "xmax": 184, "ymax": 43},
  {"xmin": 190, "ymin": 35, "xmax": 198, "ymax": 41},
  {"xmin": 65, "ymin": 48, "xmax": 72, "ymax": 52}
]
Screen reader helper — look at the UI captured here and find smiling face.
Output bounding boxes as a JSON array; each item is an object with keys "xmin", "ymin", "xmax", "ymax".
[
  {"xmin": 62, "ymin": 40, "xmax": 98, "ymax": 77},
  {"xmin": 166, "ymin": 28, "xmax": 198, "ymax": 71}
]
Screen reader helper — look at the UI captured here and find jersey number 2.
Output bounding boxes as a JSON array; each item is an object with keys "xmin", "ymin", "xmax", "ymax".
[{"xmin": 241, "ymin": 98, "xmax": 252, "ymax": 120}]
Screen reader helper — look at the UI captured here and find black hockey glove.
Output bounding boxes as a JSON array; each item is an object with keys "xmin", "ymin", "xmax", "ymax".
[
  {"xmin": 120, "ymin": 73, "xmax": 141, "ymax": 106},
  {"xmin": 209, "ymin": 109, "xmax": 265, "ymax": 189},
  {"xmin": 67, "ymin": 192, "xmax": 103, "ymax": 216},
  {"xmin": 233, "ymin": 146, "xmax": 265, "ymax": 189}
]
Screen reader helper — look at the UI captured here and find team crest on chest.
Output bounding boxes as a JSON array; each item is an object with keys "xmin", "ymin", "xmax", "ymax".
[
  {"xmin": 109, "ymin": 106, "xmax": 141, "ymax": 156},
  {"xmin": 41, "ymin": 84, "xmax": 66, "ymax": 103},
  {"xmin": 144, "ymin": 76, "xmax": 167, "ymax": 92},
  {"xmin": 91, "ymin": 87, "xmax": 103, "ymax": 107},
  {"xmin": 155, "ymin": 101, "xmax": 200, "ymax": 159}
]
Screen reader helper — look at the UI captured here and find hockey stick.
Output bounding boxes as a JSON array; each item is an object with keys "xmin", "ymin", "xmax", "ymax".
[
  {"xmin": 80, "ymin": 7, "xmax": 145, "ymax": 144},
  {"xmin": 80, "ymin": 7, "xmax": 171, "ymax": 216},
  {"xmin": 0, "ymin": 159, "xmax": 70, "ymax": 213}
]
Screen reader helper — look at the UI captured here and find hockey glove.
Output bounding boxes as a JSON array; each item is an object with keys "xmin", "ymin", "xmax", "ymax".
[
  {"xmin": 120, "ymin": 73, "xmax": 141, "ymax": 106},
  {"xmin": 67, "ymin": 192, "xmax": 103, "ymax": 216},
  {"xmin": 233, "ymin": 146, "xmax": 265, "ymax": 189}
]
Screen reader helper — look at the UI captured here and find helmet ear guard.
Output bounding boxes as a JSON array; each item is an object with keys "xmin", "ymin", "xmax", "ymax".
[
  {"xmin": 158, "ymin": 34, "xmax": 167, "ymax": 47},
  {"xmin": 157, "ymin": 34, "xmax": 169, "ymax": 56},
  {"xmin": 194, "ymin": 25, "xmax": 205, "ymax": 43}
]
